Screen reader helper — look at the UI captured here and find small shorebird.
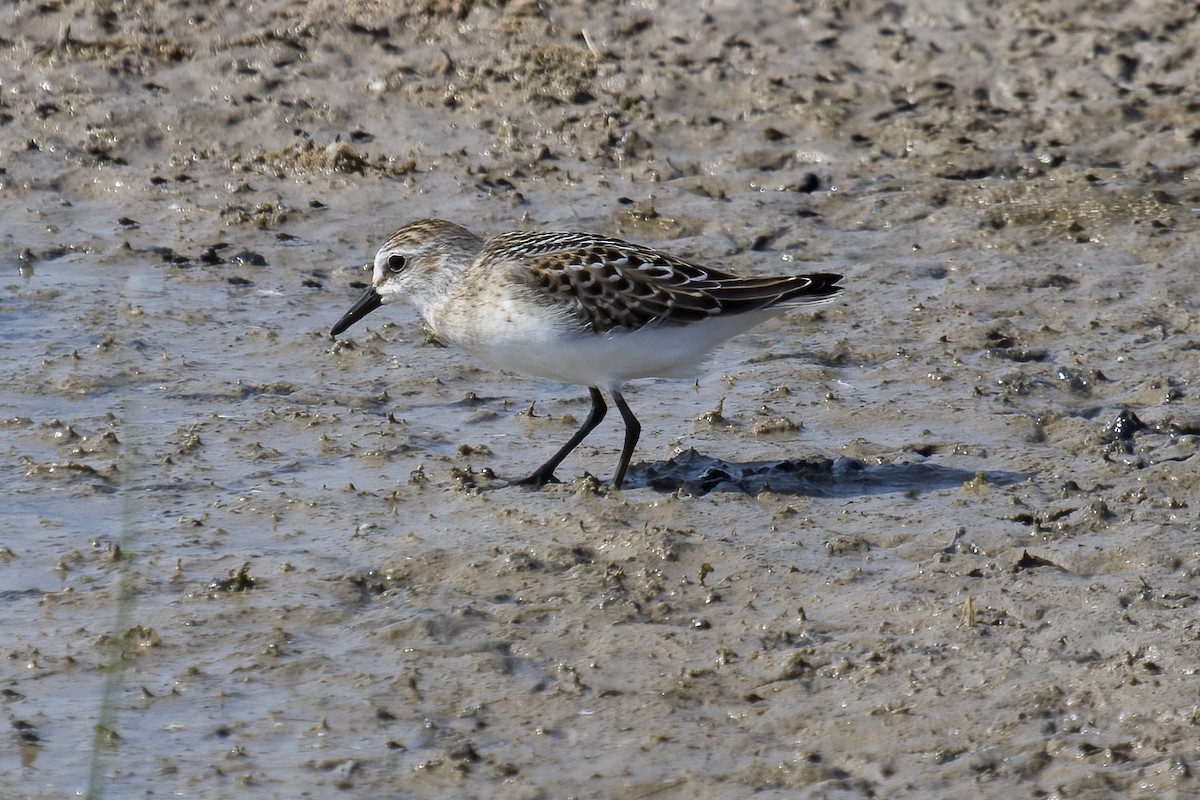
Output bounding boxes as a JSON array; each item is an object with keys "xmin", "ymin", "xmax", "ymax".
[{"xmin": 330, "ymin": 219, "xmax": 843, "ymax": 489}]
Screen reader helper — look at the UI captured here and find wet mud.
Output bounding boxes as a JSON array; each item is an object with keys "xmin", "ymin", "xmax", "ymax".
[{"xmin": 3, "ymin": 1, "xmax": 1199, "ymax": 798}]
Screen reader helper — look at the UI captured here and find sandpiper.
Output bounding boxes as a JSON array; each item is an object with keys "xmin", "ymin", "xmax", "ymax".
[{"xmin": 331, "ymin": 219, "xmax": 843, "ymax": 489}]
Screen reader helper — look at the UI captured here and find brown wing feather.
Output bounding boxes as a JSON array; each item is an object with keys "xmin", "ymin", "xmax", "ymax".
[{"xmin": 485, "ymin": 230, "xmax": 842, "ymax": 333}]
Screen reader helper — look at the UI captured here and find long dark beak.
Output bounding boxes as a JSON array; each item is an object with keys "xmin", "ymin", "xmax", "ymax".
[{"xmin": 330, "ymin": 287, "xmax": 383, "ymax": 337}]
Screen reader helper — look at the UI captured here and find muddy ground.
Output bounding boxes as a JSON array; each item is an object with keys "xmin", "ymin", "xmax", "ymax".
[{"xmin": 3, "ymin": 1, "xmax": 1199, "ymax": 798}]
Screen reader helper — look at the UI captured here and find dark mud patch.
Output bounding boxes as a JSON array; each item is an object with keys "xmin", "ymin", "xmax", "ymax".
[{"xmin": 628, "ymin": 448, "xmax": 1028, "ymax": 497}]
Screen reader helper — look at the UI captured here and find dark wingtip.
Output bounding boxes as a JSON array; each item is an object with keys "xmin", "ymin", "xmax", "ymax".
[
  {"xmin": 792, "ymin": 272, "xmax": 844, "ymax": 303},
  {"xmin": 811, "ymin": 273, "xmax": 844, "ymax": 298}
]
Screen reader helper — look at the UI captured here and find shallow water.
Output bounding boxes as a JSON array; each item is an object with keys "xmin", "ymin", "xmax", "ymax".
[{"xmin": 3, "ymin": 1, "xmax": 1200, "ymax": 798}]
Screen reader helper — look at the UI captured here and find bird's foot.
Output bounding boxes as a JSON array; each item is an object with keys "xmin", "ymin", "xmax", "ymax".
[{"xmin": 511, "ymin": 468, "xmax": 562, "ymax": 488}]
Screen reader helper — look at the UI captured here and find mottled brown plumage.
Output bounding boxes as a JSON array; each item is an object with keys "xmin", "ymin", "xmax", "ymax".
[{"xmin": 487, "ymin": 230, "xmax": 841, "ymax": 332}]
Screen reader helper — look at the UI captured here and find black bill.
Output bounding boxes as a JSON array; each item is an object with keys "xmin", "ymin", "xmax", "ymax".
[{"xmin": 330, "ymin": 287, "xmax": 383, "ymax": 337}]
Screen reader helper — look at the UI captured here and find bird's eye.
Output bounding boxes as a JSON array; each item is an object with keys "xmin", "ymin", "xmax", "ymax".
[{"xmin": 387, "ymin": 254, "xmax": 407, "ymax": 273}]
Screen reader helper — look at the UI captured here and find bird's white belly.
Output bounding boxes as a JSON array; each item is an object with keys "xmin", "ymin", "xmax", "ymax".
[{"xmin": 457, "ymin": 312, "xmax": 778, "ymax": 389}]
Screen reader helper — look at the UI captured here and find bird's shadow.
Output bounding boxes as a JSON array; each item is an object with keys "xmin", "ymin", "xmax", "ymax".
[{"xmin": 623, "ymin": 448, "xmax": 1029, "ymax": 497}]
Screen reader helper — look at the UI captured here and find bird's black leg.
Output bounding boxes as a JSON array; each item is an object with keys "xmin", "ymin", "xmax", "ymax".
[
  {"xmin": 513, "ymin": 387, "xmax": 607, "ymax": 487},
  {"xmin": 610, "ymin": 390, "xmax": 641, "ymax": 490}
]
